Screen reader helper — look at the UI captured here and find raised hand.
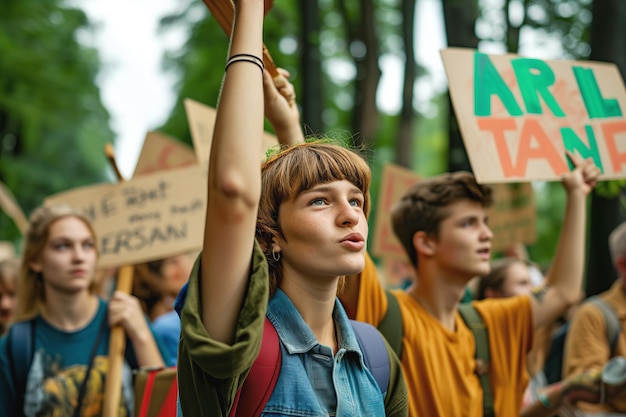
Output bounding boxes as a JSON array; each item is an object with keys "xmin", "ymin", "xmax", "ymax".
[
  {"xmin": 562, "ymin": 151, "xmax": 601, "ymax": 196},
  {"xmin": 263, "ymin": 67, "xmax": 304, "ymax": 146}
]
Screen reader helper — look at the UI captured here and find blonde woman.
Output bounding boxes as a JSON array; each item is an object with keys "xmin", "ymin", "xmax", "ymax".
[{"xmin": 0, "ymin": 204, "xmax": 164, "ymax": 417}]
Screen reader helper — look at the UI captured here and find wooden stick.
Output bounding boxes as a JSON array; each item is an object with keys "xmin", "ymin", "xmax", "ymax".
[
  {"xmin": 102, "ymin": 143, "xmax": 134, "ymax": 417},
  {"xmin": 201, "ymin": 0, "xmax": 278, "ymax": 77},
  {"xmin": 104, "ymin": 143, "xmax": 125, "ymax": 182}
]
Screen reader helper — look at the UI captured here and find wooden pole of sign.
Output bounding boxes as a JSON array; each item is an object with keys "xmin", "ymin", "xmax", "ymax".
[
  {"xmin": 101, "ymin": 143, "xmax": 135, "ymax": 417},
  {"xmin": 201, "ymin": 0, "xmax": 278, "ymax": 77}
]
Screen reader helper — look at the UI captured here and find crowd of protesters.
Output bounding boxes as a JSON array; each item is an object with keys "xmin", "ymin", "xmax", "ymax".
[{"xmin": 1, "ymin": 0, "xmax": 626, "ymax": 415}]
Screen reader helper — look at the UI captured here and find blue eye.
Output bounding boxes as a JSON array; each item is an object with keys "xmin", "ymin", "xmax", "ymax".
[
  {"xmin": 310, "ymin": 199, "xmax": 325, "ymax": 206},
  {"xmin": 462, "ymin": 219, "xmax": 476, "ymax": 227},
  {"xmin": 349, "ymin": 198, "xmax": 363, "ymax": 208}
]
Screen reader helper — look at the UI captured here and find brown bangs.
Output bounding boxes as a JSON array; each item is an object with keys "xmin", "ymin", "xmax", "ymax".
[{"xmin": 261, "ymin": 142, "xmax": 371, "ymax": 217}]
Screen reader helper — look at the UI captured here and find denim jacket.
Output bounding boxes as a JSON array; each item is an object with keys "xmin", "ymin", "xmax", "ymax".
[
  {"xmin": 264, "ymin": 289, "xmax": 386, "ymax": 416},
  {"xmin": 177, "ymin": 241, "xmax": 407, "ymax": 417}
]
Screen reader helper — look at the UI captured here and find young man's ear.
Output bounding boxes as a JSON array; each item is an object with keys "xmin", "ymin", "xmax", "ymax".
[{"xmin": 413, "ymin": 231, "xmax": 435, "ymax": 257}]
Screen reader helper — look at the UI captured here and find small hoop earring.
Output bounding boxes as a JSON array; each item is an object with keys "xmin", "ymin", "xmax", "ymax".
[{"xmin": 272, "ymin": 248, "xmax": 280, "ymax": 262}]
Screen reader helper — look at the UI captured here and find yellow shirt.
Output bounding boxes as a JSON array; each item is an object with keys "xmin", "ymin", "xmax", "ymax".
[
  {"xmin": 354, "ymin": 253, "xmax": 533, "ymax": 416},
  {"xmin": 563, "ymin": 280, "xmax": 626, "ymax": 413}
]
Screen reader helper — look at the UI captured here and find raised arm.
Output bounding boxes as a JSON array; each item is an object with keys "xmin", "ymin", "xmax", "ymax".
[
  {"xmin": 263, "ymin": 68, "xmax": 304, "ymax": 146},
  {"xmin": 201, "ymin": 0, "xmax": 266, "ymax": 344},
  {"xmin": 531, "ymin": 153, "xmax": 600, "ymax": 329}
]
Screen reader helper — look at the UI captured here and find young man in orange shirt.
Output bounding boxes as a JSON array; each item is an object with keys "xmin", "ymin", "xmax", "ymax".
[{"xmin": 340, "ymin": 159, "xmax": 600, "ymax": 416}]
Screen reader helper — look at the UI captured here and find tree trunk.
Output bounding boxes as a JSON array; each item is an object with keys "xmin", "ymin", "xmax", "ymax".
[
  {"xmin": 585, "ymin": 0, "xmax": 626, "ymax": 296},
  {"xmin": 441, "ymin": 0, "xmax": 479, "ymax": 172},
  {"xmin": 300, "ymin": 0, "xmax": 324, "ymax": 135},
  {"xmin": 352, "ymin": 0, "xmax": 381, "ymax": 148},
  {"xmin": 395, "ymin": 0, "xmax": 417, "ymax": 168},
  {"xmin": 336, "ymin": 0, "xmax": 381, "ymax": 148}
]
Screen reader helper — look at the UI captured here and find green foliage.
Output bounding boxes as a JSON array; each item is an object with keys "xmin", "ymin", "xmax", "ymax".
[
  {"xmin": 521, "ymin": 0, "xmax": 592, "ymax": 58},
  {"xmin": 154, "ymin": 0, "xmax": 620, "ymax": 270},
  {"xmin": 528, "ymin": 181, "xmax": 566, "ymax": 268},
  {"xmin": 596, "ymin": 180, "xmax": 626, "ymax": 209},
  {"xmin": 477, "ymin": 0, "xmax": 591, "ymax": 58},
  {"xmin": 0, "ymin": 1, "xmax": 113, "ymax": 243},
  {"xmin": 158, "ymin": 0, "xmax": 301, "ymax": 144}
]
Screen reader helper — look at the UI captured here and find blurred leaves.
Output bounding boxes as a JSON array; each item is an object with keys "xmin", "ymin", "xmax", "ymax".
[{"xmin": 0, "ymin": 0, "xmax": 113, "ymax": 243}]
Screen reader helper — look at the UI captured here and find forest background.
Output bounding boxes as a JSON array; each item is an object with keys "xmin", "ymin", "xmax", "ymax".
[{"xmin": 1, "ymin": 0, "xmax": 625, "ymax": 296}]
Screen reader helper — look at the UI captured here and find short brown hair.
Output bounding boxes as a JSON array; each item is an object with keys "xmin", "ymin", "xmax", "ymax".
[
  {"xmin": 391, "ymin": 171, "xmax": 492, "ymax": 268},
  {"xmin": 256, "ymin": 141, "xmax": 371, "ymax": 294}
]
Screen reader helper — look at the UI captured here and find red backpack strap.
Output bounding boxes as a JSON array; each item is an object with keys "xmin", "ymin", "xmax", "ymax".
[
  {"xmin": 229, "ymin": 316, "xmax": 282, "ymax": 417},
  {"xmin": 137, "ymin": 369, "xmax": 158, "ymax": 417},
  {"xmin": 156, "ymin": 371, "xmax": 178, "ymax": 417}
]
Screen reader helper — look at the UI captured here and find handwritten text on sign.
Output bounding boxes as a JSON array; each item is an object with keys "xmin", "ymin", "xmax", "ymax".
[
  {"xmin": 441, "ymin": 48, "xmax": 626, "ymax": 183},
  {"xmin": 45, "ymin": 165, "xmax": 207, "ymax": 268},
  {"xmin": 371, "ymin": 163, "xmax": 535, "ymax": 260}
]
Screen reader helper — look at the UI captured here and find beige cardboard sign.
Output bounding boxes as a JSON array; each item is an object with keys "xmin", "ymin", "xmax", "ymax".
[
  {"xmin": 371, "ymin": 164, "xmax": 536, "ymax": 262},
  {"xmin": 133, "ymin": 131, "xmax": 198, "ymax": 177},
  {"xmin": 184, "ymin": 98, "xmax": 279, "ymax": 172},
  {"xmin": 45, "ymin": 165, "xmax": 207, "ymax": 268},
  {"xmin": 441, "ymin": 47, "xmax": 626, "ymax": 183},
  {"xmin": 487, "ymin": 182, "xmax": 536, "ymax": 251},
  {"xmin": 371, "ymin": 164, "xmax": 421, "ymax": 261},
  {"xmin": 0, "ymin": 181, "xmax": 29, "ymax": 234},
  {"xmin": 382, "ymin": 258, "xmax": 416, "ymax": 288}
]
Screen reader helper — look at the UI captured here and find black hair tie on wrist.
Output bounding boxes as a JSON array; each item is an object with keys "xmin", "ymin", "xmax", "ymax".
[{"xmin": 225, "ymin": 53, "xmax": 264, "ymax": 73}]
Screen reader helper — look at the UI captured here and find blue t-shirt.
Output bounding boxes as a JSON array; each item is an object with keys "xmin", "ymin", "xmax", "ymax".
[{"xmin": 152, "ymin": 310, "xmax": 181, "ymax": 367}]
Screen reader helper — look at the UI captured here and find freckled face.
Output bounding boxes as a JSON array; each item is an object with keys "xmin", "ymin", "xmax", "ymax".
[
  {"xmin": 30, "ymin": 217, "xmax": 97, "ymax": 295},
  {"xmin": 276, "ymin": 180, "xmax": 368, "ymax": 281},
  {"xmin": 430, "ymin": 200, "xmax": 493, "ymax": 280}
]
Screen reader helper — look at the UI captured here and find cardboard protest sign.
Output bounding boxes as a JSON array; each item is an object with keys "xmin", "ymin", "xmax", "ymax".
[
  {"xmin": 441, "ymin": 47, "xmax": 626, "ymax": 183},
  {"xmin": 133, "ymin": 131, "xmax": 198, "ymax": 177},
  {"xmin": 184, "ymin": 98, "xmax": 279, "ymax": 172},
  {"xmin": 371, "ymin": 164, "xmax": 421, "ymax": 261},
  {"xmin": 0, "ymin": 181, "xmax": 29, "ymax": 234},
  {"xmin": 382, "ymin": 258, "xmax": 416, "ymax": 288},
  {"xmin": 371, "ymin": 163, "xmax": 536, "ymax": 262},
  {"xmin": 487, "ymin": 182, "xmax": 536, "ymax": 251},
  {"xmin": 45, "ymin": 165, "xmax": 206, "ymax": 268}
]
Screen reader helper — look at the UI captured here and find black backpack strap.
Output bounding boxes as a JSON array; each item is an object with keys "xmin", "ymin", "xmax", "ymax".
[
  {"xmin": 587, "ymin": 296, "xmax": 621, "ymax": 356},
  {"xmin": 351, "ymin": 320, "xmax": 390, "ymax": 395},
  {"xmin": 6, "ymin": 319, "xmax": 36, "ymax": 417},
  {"xmin": 458, "ymin": 303, "xmax": 495, "ymax": 417},
  {"xmin": 377, "ymin": 289, "xmax": 403, "ymax": 359}
]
